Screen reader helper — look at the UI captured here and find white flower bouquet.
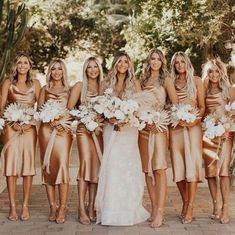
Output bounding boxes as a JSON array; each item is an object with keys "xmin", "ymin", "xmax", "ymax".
[
  {"xmin": 138, "ymin": 109, "xmax": 170, "ymax": 131},
  {"xmin": 203, "ymin": 112, "xmax": 232, "ymax": 139},
  {"xmin": 3, "ymin": 103, "xmax": 36, "ymax": 125},
  {"xmin": 70, "ymin": 102, "xmax": 103, "ymax": 133},
  {"xmin": 0, "ymin": 118, "xmax": 5, "ymax": 130},
  {"xmin": 170, "ymin": 103, "xmax": 200, "ymax": 128},
  {"xmin": 35, "ymin": 99, "xmax": 72, "ymax": 130},
  {"xmin": 225, "ymin": 101, "xmax": 235, "ymax": 113}
]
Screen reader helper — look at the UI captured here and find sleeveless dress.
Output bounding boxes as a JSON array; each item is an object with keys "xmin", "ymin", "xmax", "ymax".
[
  {"xmin": 2, "ymin": 84, "xmax": 37, "ymax": 177},
  {"xmin": 203, "ymin": 92, "xmax": 233, "ymax": 177},
  {"xmin": 169, "ymin": 84, "xmax": 203, "ymax": 182},
  {"xmin": 138, "ymin": 82, "xmax": 168, "ymax": 173},
  {"xmin": 39, "ymin": 89, "xmax": 73, "ymax": 185},
  {"xmin": 76, "ymin": 91, "xmax": 103, "ymax": 183},
  {"xmin": 96, "ymin": 88, "xmax": 149, "ymax": 226}
]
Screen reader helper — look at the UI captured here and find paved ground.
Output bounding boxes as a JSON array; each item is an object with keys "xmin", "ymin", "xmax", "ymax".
[{"xmin": 0, "ymin": 185, "xmax": 234, "ymax": 235}]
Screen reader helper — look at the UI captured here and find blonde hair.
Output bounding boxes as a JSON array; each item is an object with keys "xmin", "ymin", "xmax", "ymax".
[
  {"xmin": 202, "ymin": 58, "xmax": 230, "ymax": 99},
  {"xmin": 107, "ymin": 52, "xmax": 135, "ymax": 96},
  {"xmin": 46, "ymin": 59, "xmax": 69, "ymax": 90},
  {"xmin": 141, "ymin": 48, "xmax": 169, "ymax": 87},
  {"xmin": 170, "ymin": 51, "xmax": 196, "ymax": 97},
  {"xmin": 10, "ymin": 53, "xmax": 33, "ymax": 84},
  {"xmin": 81, "ymin": 56, "xmax": 104, "ymax": 104}
]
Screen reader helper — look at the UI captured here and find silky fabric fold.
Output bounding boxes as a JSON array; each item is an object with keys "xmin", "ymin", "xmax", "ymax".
[
  {"xmin": 2, "ymin": 84, "xmax": 37, "ymax": 177},
  {"xmin": 138, "ymin": 83, "xmax": 168, "ymax": 175},
  {"xmin": 203, "ymin": 92, "xmax": 233, "ymax": 178},
  {"xmin": 169, "ymin": 84, "xmax": 203, "ymax": 183},
  {"xmin": 76, "ymin": 91, "xmax": 103, "ymax": 183},
  {"xmin": 39, "ymin": 89, "xmax": 72, "ymax": 185}
]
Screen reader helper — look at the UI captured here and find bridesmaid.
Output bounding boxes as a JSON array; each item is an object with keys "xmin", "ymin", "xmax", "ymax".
[
  {"xmin": 38, "ymin": 59, "xmax": 73, "ymax": 224},
  {"xmin": 138, "ymin": 48, "xmax": 178, "ymax": 227},
  {"xmin": 202, "ymin": 59, "xmax": 233, "ymax": 224},
  {"xmin": 0, "ymin": 53, "xmax": 41, "ymax": 221},
  {"xmin": 169, "ymin": 51, "xmax": 205, "ymax": 223},
  {"xmin": 67, "ymin": 56, "xmax": 103, "ymax": 224}
]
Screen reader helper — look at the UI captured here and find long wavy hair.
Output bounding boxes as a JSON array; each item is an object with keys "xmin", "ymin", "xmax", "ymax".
[
  {"xmin": 10, "ymin": 53, "xmax": 33, "ymax": 84},
  {"xmin": 170, "ymin": 51, "xmax": 196, "ymax": 98},
  {"xmin": 107, "ymin": 52, "xmax": 135, "ymax": 96},
  {"xmin": 81, "ymin": 56, "xmax": 104, "ymax": 104},
  {"xmin": 202, "ymin": 58, "xmax": 230, "ymax": 99},
  {"xmin": 141, "ymin": 48, "xmax": 169, "ymax": 87},
  {"xmin": 46, "ymin": 59, "xmax": 69, "ymax": 90}
]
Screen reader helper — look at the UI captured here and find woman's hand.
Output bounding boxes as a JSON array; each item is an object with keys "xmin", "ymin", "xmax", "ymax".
[
  {"xmin": 50, "ymin": 120, "xmax": 64, "ymax": 131},
  {"xmin": 178, "ymin": 118, "xmax": 200, "ymax": 127},
  {"xmin": 21, "ymin": 124, "xmax": 31, "ymax": 131},
  {"xmin": 12, "ymin": 122, "xmax": 22, "ymax": 131},
  {"xmin": 108, "ymin": 118, "xmax": 118, "ymax": 125}
]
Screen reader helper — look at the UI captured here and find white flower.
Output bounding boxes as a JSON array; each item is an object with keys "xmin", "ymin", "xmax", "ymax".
[
  {"xmin": 0, "ymin": 118, "xmax": 5, "ymax": 130},
  {"xmin": 86, "ymin": 121, "xmax": 99, "ymax": 131},
  {"xmin": 104, "ymin": 88, "xmax": 113, "ymax": 95},
  {"xmin": 114, "ymin": 110, "xmax": 125, "ymax": 120}
]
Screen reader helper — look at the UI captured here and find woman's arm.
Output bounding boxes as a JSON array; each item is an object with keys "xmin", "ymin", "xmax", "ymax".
[
  {"xmin": 67, "ymin": 82, "xmax": 82, "ymax": 110},
  {"xmin": 195, "ymin": 77, "xmax": 205, "ymax": 118},
  {"xmin": 0, "ymin": 79, "xmax": 11, "ymax": 115},
  {"xmin": 164, "ymin": 76, "xmax": 178, "ymax": 105},
  {"xmin": 37, "ymin": 86, "xmax": 46, "ymax": 110},
  {"xmin": 33, "ymin": 79, "xmax": 41, "ymax": 103}
]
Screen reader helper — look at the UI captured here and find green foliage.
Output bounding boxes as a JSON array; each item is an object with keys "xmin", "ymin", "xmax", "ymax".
[
  {"xmin": 123, "ymin": 0, "xmax": 235, "ymax": 75},
  {"xmin": 0, "ymin": 0, "xmax": 27, "ymax": 83}
]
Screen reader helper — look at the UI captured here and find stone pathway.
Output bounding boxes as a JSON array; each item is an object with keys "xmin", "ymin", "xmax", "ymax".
[{"xmin": 0, "ymin": 185, "xmax": 234, "ymax": 235}]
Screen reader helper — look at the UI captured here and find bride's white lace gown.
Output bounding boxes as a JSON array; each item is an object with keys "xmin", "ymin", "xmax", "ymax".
[{"xmin": 96, "ymin": 124, "xmax": 149, "ymax": 226}]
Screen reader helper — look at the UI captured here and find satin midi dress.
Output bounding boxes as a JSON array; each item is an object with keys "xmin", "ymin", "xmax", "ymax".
[
  {"xmin": 169, "ymin": 85, "xmax": 203, "ymax": 183},
  {"xmin": 2, "ymin": 84, "xmax": 37, "ymax": 177},
  {"xmin": 138, "ymin": 83, "xmax": 168, "ymax": 173},
  {"xmin": 203, "ymin": 92, "xmax": 233, "ymax": 178},
  {"xmin": 76, "ymin": 91, "xmax": 103, "ymax": 183},
  {"xmin": 39, "ymin": 89, "xmax": 73, "ymax": 185}
]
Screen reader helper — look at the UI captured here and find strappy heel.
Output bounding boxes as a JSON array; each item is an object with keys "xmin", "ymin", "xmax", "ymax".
[
  {"xmin": 220, "ymin": 203, "xmax": 230, "ymax": 224},
  {"xmin": 8, "ymin": 204, "xmax": 18, "ymax": 221},
  {"xmin": 150, "ymin": 208, "xmax": 165, "ymax": 228},
  {"xmin": 79, "ymin": 210, "xmax": 91, "ymax": 225},
  {"xmin": 179, "ymin": 201, "xmax": 188, "ymax": 219},
  {"xmin": 56, "ymin": 205, "xmax": 67, "ymax": 224},
  {"xmin": 48, "ymin": 203, "xmax": 57, "ymax": 222},
  {"xmin": 20, "ymin": 204, "xmax": 30, "ymax": 221},
  {"xmin": 210, "ymin": 200, "xmax": 220, "ymax": 220},
  {"xmin": 182, "ymin": 203, "xmax": 193, "ymax": 224}
]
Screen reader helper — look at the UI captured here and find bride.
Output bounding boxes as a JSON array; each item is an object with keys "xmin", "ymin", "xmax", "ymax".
[{"xmin": 96, "ymin": 52, "xmax": 149, "ymax": 226}]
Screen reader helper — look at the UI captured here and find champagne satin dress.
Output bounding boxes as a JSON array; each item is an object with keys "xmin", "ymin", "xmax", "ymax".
[
  {"xmin": 203, "ymin": 92, "xmax": 233, "ymax": 177},
  {"xmin": 138, "ymin": 83, "xmax": 168, "ymax": 173},
  {"xmin": 169, "ymin": 85, "xmax": 203, "ymax": 182},
  {"xmin": 39, "ymin": 88, "xmax": 73, "ymax": 185},
  {"xmin": 2, "ymin": 83, "xmax": 37, "ymax": 176},
  {"xmin": 76, "ymin": 91, "xmax": 103, "ymax": 183}
]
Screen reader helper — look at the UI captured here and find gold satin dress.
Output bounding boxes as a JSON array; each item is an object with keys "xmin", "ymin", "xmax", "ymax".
[
  {"xmin": 76, "ymin": 91, "xmax": 103, "ymax": 183},
  {"xmin": 203, "ymin": 92, "xmax": 233, "ymax": 178},
  {"xmin": 169, "ymin": 85, "xmax": 203, "ymax": 183},
  {"xmin": 2, "ymin": 84, "xmax": 37, "ymax": 177},
  {"xmin": 138, "ymin": 84, "xmax": 168, "ymax": 172},
  {"xmin": 39, "ymin": 89, "xmax": 73, "ymax": 185}
]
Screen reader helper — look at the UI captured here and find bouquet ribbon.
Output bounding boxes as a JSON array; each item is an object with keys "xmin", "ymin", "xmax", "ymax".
[
  {"xmin": 183, "ymin": 127, "xmax": 196, "ymax": 180},
  {"xmin": 1, "ymin": 131, "xmax": 24, "ymax": 176},
  {"xmin": 42, "ymin": 128, "xmax": 57, "ymax": 174},
  {"xmin": 91, "ymin": 132, "xmax": 102, "ymax": 162},
  {"xmin": 148, "ymin": 132, "xmax": 155, "ymax": 185}
]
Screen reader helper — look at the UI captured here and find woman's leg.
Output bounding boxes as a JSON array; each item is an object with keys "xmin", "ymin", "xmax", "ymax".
[
  {"xmin": 45, "ymin": 184, "xmax": 57, "ymax": 221},
  {"xmin": 78, "ymin": 179, "xmax": 90, "ymax": 224},
  {"xmin": 6, "ymin": 176, "xmax": 18, "ymax": 220},
  {"xmin": 145, "ymin": 173, "xmax": 157, "ymax": 222},
  {"xmin": 56, "ymin": 183, "xmax": 69, "ymax": 224},
  {"xmin": 207, "ymin": 177, "xmax": 220, "ymax": 219},
  {"xmin": 88, "ymin": 182, "xmax": 97, "ymax": 222},
  {"xmin": 176, "ymin": 180, "xmax": 188, "ymax": 218},
  {"xmin": 220, "ymin": 176, "xmax": 230, "ymax": 224},
  {"xmin": 182, "ymin": 182, "xmax": 197, "ymax": 224},
  {"xmin": 21, "ymin": 176, "xmax": 33, "ymax": 221},
  {"xmin": 151, "ymin": 169, "xmax": 167, "ymax": 228}
]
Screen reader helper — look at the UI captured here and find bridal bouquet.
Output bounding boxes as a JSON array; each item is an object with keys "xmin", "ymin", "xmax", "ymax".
[
  {"xmin": 69, "ymin": 102, "xmax": 103, "ymax": 133},
  {"xmin": 35, "ymin": 99, "xmax": 71, "ymax": 130},
  {"xmin": 170, "ymin": 103, "xmax": 200, "ymax": 128},
  {"xmin": 3, "ymin": 103, "xmax": 36, "ymax": 125},
  {"xmin": 91, "ymin": 88, "xmax": 141, "ymax": 129},
  {"xmin": 138, "ymin": 109, "xmax": 170, "ymax": 131},
  {"xmin": 203, "ymin": 111, "xmax": 232, "ymax": 139}
]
